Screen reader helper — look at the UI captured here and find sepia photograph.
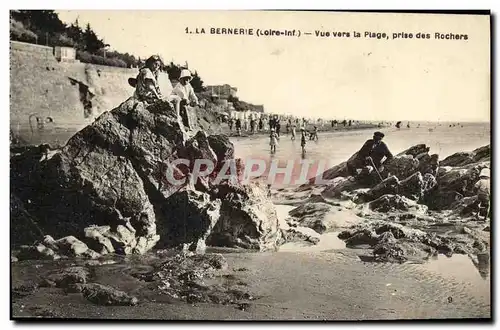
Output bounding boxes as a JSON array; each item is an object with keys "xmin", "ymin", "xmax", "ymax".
[{"xmin": 9, "ymin": 9, "xmax": 491, "ymax": 321}]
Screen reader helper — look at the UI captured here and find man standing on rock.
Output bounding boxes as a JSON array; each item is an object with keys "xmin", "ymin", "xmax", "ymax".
[{"xmin": 347, "ymin": 131, "xmax": 394, "ymax": 177}]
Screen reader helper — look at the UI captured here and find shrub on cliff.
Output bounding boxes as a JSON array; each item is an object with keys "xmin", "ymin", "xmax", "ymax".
[
  {"xmin": 76, "ymin": 50, "xmax": 127, "ymax": 68},
  {"xmin": 10, "ymin": 18, "xmax": 37, "ymax": 43}
]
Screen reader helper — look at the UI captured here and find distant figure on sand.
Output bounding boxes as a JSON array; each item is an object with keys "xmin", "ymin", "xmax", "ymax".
[
  {"xmin": 250, "ymin": 119, "xmax": 256, "ymax": 134},
  {"xmin": 407, "ymin": 122, "xmax": 410, "ymax": 128},
  {"xmin": 276, "ymin": 120, "xmax": 281, "ymax": 137},
  {"xmin": 300, "ymin": 127, "xmax": 307, "ymax": 154},
  {"xmin": 228, "ymin": 118, "xmax": 233, "ymax": 131},
  {"xmin": 291, "ymin": 124, "xmax": 296, "ymax": 141},
  {"xmin": 235, "ymin": 118, "xmax": 242, "ymax": 136},
  {"xmin": 395, "ymin": 121, "xmax": 402, "ymax": 129},
  {"xmin": 309, "ymin": 126, "xmax": 318, "ymax": 141},
  {"xmin": 474, "ymin": 168, "xmax": 490, "ymax": 220},
  {"xmin": 258, "ymin": 118, "xmax": 263, "ymax": 131},
  {"xmin": 347, "ymin": 131, "xmax": 394, "ymax": 177},
  {"xmin": 269, "ymin": 128, "xmax": 278, "ymax": 153}
]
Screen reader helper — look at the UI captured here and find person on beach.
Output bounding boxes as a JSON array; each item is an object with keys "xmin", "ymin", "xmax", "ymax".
[
  {"xmin": 286, "ymin": 122, "xmax": 290, "ymax": 135},
  {"xmin": 346, "ymin": 131, "xmax": 394, "ymax": 177},
  {"xmin": 310, "ymin": 125, "xmax": 319, "ymax": 141},
  {"xmin": 276, "ymin": 120, "xmax": 281, "ymax": 137},
  {"xmin": 474, "ymin": 168, "xmax": 490, "ymax": 220},
  {"xmin": 300, "ymin": 127, "xmax": 307, "ymax": 154},
  {"xmin": 133, "ymin": 55, "xmax": 164, "ymax": 103},
  {"xmin": 228, "ymin": 118, "xmax": 233, "ymax": 131},
  {"xmin": 269, "ymin": 128, "xmax": 278, "ymax": 153},
  {"xmin": 291, "ymin": 123, "xmax": 296, "ymax": 141},
  {"xmin": 250, "ymin": 119, "xmax": 256, "ymax": 134},
  {"xmin": 258, "ymin": 118, "xmax": 263, "ymax": 131},
  {"xmin": 235, "ymin": 118, "xmax": 242, "ymax": 136}
]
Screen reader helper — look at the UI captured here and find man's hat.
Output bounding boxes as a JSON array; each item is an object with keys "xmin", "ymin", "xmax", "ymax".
[
  {"xmin": 374, "ymin": 131, "xmax": 385, "ymax": 138},
  {"xmin": 480, "ymin": 168, "xmax": 490, "ymax": 178}
]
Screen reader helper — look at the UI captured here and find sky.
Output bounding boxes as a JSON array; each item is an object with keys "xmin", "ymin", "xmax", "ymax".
[{"xmin": 56, "ymin": 10, "xmax": 490, "ymax": 122}]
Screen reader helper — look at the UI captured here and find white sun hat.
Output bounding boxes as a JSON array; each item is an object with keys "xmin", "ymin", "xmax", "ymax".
[
  {"xmin": 479, "ymin": 168, "xmax": 490, "ymax": 178},
  {"xmin": 179, "ymin": 69, "xmax": 192, "ymax": 81}
]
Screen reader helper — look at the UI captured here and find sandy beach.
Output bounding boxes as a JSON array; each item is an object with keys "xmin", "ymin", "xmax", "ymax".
[{"xmin": 11, "ymin": 122, "xmax": 491, "ymax": 321}]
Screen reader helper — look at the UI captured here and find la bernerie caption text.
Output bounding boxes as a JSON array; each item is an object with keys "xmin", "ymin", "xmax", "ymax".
[{"xmin": 185, "ymin": 27, "xmax": 469, "ymax": 40}]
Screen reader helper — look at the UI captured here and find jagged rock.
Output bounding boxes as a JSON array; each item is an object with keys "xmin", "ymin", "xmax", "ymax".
[
  {"xmin": 10, "ymin": 98, "xmax": 189, "ymax": 254},
  {"xmin": 207, "ymin": 134, "xmax": 234, "ymax": 163},
  {"xmin": 343, "ymin": 229, "xmax": 379, "ymax": 247},
  {"xmin": 472, "ymin": 145, "xmax": 491, "ymax": 163},
  {"xmin": 11, "ymin": 97, "xmax": 274, "ymax": 255},
  {"xmin": 373, "ymin": 241, "xmax": 435, "ymax": 263},
  {"xmin": 133, "ymin": 234, "xmax": 161, "ymax": 254},
  {"xmin": 369, "ymin": 194, "xmax": 428, "ymax": 214},
  {"xmin": 437, "ymin": 166, "xmax": 453, "ymax": 177},
  {"xmin": 203, "ymin": 253, "xmax": 229, "ymax": 270},
  {"xmin": 449, "ymin": 196, "xmax": 479, "ymax": 217},
  {"xmin": 397, "ymin": 172, "xmax": 434, "ymax": 201},
  {"xmin": 55, "ymin": 236, "xmax": 90, "ymax": 256},
  {"xmin": 322, "ymin": 177, "xmax": 366, "ymax": 199},
  {"xmin": 288, "ymin": 202, "xmax": 361, "ymax": 234},
  {"xmin": 207, "ymin": 183, "xmax": 281, "ymax": 251},
  {"xmin": 296, "ymin": 159, "xmax": 352, "ymax": 192},
  {"xmin": 377, "ymin": 231, "xmax": 397, "ymax": 244},
  {"xmin": 281, "ymin": 226, "xmax": 321, "ymax": 245},
  {"xmin": 42, "ymin": 235, "xmax": 59, "ymax": 251},
  {"xmin": 158, "ymin": 187, "xmax": 221, "ymax": 253},
  {"xmin": 79, "ymin": 283, "xmax": 139, "ymax": 306},
  {"xmin": 289, "ymin": 203, "xmax": 333, "ymax": 234},
  {"xmin": 440, "ymin": 145, "xmax": 490, "ymax": 167},
  {"xmin": 361, "ymin": 175, "xmax": 399, "ymax": 202},
  {"xmin": 178, "ymin": 130, "xmax": 217, "ymax": 173},
  {"xmin": 10, "ymin": 193, "xmax": 44, "ymax": 247},
  {"xmin": 373, "ymin": 222, "xmax": 427, "ymax": 240},
  {"xmin": 384, "ymin": 155, "xmax": 420, "ymax": 180},
  {"xmin": 47, "ymin": 266, "xmax": 90, "ymax": 288},
  {"xmin": 397, "ymin": 144, "xmax": 430, "ymax": 157},
  {"xmin": 17, "ymin": 243, "xmax": 60, "ymax": 261},
  {"xmin": 83, "ymin": 226, "xmax": 115, "ymax": 255},
  {"xmin": 418, "ymin": 154, "xmax": 439, "ymax": 176},
  {"xmin": 425, "ymin": 163, "xmax": 489, "ymax": 210}
]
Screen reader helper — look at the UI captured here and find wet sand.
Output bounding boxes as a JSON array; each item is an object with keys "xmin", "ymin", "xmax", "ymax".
[{"xmin": 11, "ymin": 247, "xmax": 490, "ymax": 320}]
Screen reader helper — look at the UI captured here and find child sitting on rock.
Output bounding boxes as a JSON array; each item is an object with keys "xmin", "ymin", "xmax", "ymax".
[{"xmin": 474, "ymin": 168, "xmax": 490, "ymax": 220}]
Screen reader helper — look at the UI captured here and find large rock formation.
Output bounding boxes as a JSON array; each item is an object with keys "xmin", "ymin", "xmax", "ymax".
[
  {"xmin": 10, "ymin": 97, "xmax": 281, "ymax": 255},
  {"xmin": 439, "ymin": 145, "xmax": 490, "ymax": 167}
]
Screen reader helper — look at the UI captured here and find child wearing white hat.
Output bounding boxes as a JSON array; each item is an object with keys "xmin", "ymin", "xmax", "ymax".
[
  {"xmin": 300, "ymin": 127, "xmax": 307, "ymax": 154},
  {"xmin": 474, "ymin": 168, "xmax": 490, "ymax": 220},
  {"xmin": 269, "ymin": 128, "xmax": 278, "ymax": 153},
  {"xmin": 171, "ymin": 69, "xmax": 199, "ymax": 107}
]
